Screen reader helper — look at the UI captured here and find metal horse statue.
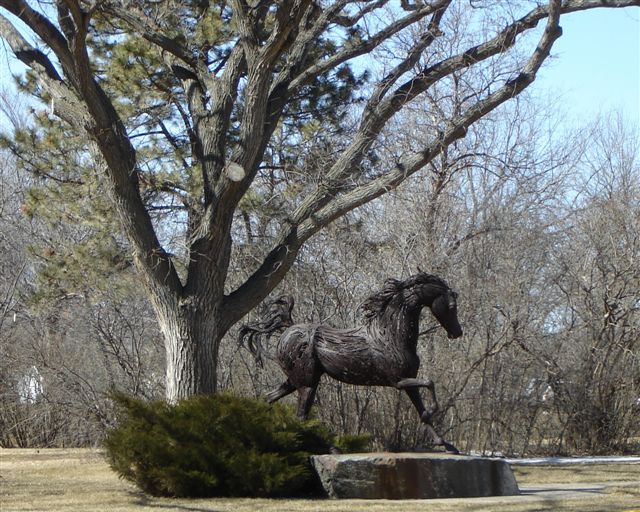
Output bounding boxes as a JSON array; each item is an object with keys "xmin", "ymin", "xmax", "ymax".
[{"xmin": 239, "ymin": 272, "xmax": 463, "ymax": 453}]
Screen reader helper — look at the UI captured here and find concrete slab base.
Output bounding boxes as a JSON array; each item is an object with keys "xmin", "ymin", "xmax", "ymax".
[{"xmin": 311, "ymin": 452, "xmax": 520, "ymax": 499}]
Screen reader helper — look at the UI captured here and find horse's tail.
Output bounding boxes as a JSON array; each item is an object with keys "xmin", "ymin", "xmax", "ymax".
[{"xmin": 238, "ymin": 295, "xmax": 295, "ymax": 367}]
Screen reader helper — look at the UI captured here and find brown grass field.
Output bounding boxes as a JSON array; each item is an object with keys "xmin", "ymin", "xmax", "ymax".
[{"xmin": 1, "ymin": 448, "xmax": 639, "ymax": 512}]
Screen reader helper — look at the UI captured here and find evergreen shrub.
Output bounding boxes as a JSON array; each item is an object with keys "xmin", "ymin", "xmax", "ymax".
[{"xmin": 103, "ymin": 392, "xmax": 369, "ymax": 497}]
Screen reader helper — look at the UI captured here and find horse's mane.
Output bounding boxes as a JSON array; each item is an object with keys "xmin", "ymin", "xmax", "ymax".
[{"xmin": 360, "ymin": 273, "xmax": 449, "ymax": 322}]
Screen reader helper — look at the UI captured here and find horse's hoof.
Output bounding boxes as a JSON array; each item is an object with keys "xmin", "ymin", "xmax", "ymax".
[{"xmin": 442, "ymin": 441, "xmax": 460, "ymax": 454}]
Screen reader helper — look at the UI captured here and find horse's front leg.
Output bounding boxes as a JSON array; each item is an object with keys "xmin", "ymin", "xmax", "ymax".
[
  {"xmin": 396, "ymin": 378, "xmax": 439, "ymax": 421},
  {"xmin": 402, "ymin": 386, "xmax": 459, "ymax": 454}
]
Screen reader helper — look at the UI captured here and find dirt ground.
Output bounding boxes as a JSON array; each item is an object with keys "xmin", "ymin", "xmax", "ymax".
[{"xmin": 1, "ymin": 448, "xmax": 639, "ymax": 512}]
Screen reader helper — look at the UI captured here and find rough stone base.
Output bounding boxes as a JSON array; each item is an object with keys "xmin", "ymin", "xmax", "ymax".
[{"xmin": 311, "ymin": 452, "xmax": 520, "ymax": 499}]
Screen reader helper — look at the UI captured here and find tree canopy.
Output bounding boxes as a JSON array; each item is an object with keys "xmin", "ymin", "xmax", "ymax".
[{"xmin": 1, "ymin": 0, "xmax": 638, "ymax": 400}]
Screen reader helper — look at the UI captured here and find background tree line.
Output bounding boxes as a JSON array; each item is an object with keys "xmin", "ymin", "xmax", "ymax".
[{"xmin": 2, "ymin": 106, "xmax": 637, "ymax": 453}]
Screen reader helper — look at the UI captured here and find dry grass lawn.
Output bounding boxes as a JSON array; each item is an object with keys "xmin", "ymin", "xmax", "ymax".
[{"xmin": 1, "ymin": 448, "xmax": 639, "ymax": 512}]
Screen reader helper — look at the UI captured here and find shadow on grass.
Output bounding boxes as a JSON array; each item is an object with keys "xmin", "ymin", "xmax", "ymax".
[{"xmin": 127, "ymin": 491, "xmax": 226, "ymax": 512}]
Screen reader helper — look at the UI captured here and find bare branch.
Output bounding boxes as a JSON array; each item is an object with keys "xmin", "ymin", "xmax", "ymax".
[
  {"xmin": 99, "ymin": 2, "xmax": 198, "ymax": 68},
  {"xmin": 331, "ymin": 0, "xmax": 388, "ymax": 26},
  {"xmin": 288, "ymin": 0, "xmax": 448, "ymax": 93},
  {"xmin": 260, "ymin": 0, "xmax": 311, "ymax": 65},
  {"xmin": 295, "ymin": 0, "xmax": 564, "ymax": 240},
  {"xmin": 0, "ymin": 0, "xmax": 75, "ymax": 77},
  {"xmin": 368, "ymin": 1, "xmax": 451, "ymax": 109},
  {"xmin": 0, "ymin": 14, "xmax": 88, "ymax": 126},
  {"xmin": 223, "ymin": 0, "xmax": 569, "ymax": 319}
]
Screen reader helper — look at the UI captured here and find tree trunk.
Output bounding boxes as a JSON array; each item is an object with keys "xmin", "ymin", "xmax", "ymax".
[{"xmin": 154, "ymin": 292, "xmax": 225, "ymax": 403}]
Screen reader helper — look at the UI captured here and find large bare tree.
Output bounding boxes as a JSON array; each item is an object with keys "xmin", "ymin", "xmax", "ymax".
[{"xmin": 1, "ymin": 0, "xmax": 637, "ymax": 402}]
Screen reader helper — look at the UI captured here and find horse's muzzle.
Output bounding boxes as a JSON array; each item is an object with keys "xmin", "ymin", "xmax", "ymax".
[{"xmin": 448, "ymin": 329, "xmax": 463, "ymax": 339}]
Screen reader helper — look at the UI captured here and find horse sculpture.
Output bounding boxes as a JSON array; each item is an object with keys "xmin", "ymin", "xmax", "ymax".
[{"xmin": 239, "ymin": 272, "xmax": 463, "ymax": 453}]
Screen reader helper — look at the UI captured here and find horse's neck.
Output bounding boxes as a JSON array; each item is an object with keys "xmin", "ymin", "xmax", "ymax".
[
  {"xmin": 371, "ymin": 303, "xmax": 423, "ymax": 350},
  {"xmin": 376, "ymin": 285, "xmax": 443, "ymax": 348}
]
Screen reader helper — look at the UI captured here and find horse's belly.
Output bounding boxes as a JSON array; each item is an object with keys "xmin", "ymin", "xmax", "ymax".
[
  {"xmin": 320, "ymin": 350, "xmax": 391, "ymax": 385},
  {"xmin": 315, "ymin": 329, "xmax": 408, "ymax": 386}
]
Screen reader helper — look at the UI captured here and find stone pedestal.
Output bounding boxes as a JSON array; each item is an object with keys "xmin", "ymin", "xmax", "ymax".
[{"xmin": 311, "ymin": 452, "xmax": 519, "ymax": 499}]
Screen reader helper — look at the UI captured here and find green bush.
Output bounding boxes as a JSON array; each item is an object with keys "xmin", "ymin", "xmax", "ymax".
[{"xmin": 103, "ymin": 393, "xmax": 369, "ymax": 498}]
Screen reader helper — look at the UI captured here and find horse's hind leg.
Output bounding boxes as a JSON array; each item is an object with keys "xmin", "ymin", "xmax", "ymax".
[
  {"xmin": 296, "ymin": 386, "xmax": 318, "ymax": 420},
  {"xmin": 403, "ymin": 387, "xmax": 459, "ymax": 454},
  {"xmin": 266, "ymin": 379, "xmax": 318, "ymax": 421},
  {"xmin": 266, "ymin": 380, "xmax": 296, "ymax": 404}
]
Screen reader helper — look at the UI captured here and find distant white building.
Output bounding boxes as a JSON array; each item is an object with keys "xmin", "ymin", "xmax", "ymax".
[
  {"xmin": 524, "ymin": 377, "xmax": 555, "ymax": 403},
  {"xmin": 17, "ymin": 366, "xmax": 43, "ymax": 403}
]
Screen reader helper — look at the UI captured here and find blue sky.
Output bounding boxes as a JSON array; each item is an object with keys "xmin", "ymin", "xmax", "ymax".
[
  {"xmin": 1, "ymin": 5, "xmax": 638, "ymax": 128},
  {"xmin": 533, "ymin": 6, "xmax": 639, "ymax": 124}
]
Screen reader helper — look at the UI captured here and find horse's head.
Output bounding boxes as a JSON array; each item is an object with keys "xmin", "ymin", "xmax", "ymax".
[
  {"xmin": 410, "ymin": 273, "xmax": 463, "ymax": 339},
  {"xmin": 429, "ymin": 288, "xmax": 463, "ymax": 339},
  {"xmin": 362, "ymin": 272, "xmax": 463, "ymax": 339}
]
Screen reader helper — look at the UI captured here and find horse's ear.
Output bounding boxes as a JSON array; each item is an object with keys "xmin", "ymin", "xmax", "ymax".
[{"xmin": 416, "ymin": 266, "xmax": 423, "ymax": 274}]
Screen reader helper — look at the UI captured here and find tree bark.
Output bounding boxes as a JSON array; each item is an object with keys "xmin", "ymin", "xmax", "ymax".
[{"xmin": 159, "ymin": 301, "xmax": 222, "ymax": 402}]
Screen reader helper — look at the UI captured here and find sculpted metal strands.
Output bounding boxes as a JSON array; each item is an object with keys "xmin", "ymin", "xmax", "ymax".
[{"xmin": 239, "ymin": 272, "xmax": 463, "ymax": 453}]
